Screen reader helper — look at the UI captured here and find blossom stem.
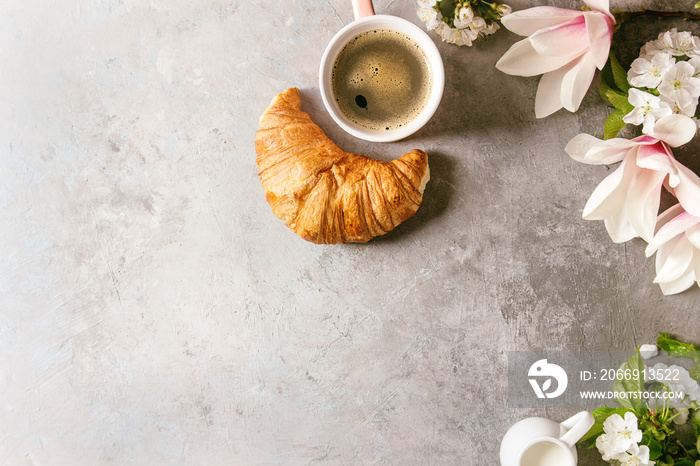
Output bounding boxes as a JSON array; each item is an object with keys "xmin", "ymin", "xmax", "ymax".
[
  {"xmin": 675, "ymin": 438, "xmax": 691, "ymax": 457},
  {"xmin": 665, "ymin": 405, "xmax": 691, "ymax": 423}
]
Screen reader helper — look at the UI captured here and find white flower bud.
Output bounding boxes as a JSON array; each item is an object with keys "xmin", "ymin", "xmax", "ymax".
[{"xmin": 497, "ymin": 4, "xmax": 512, "ymax": 16}]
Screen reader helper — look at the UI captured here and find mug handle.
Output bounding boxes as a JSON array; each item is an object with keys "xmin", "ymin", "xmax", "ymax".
[
  {"xmin": 352, "ymin": 0, "xmax": 375, "ymax": 20},
  {"xmin": 559, "ymin": 411, "xmax": 595, "ymax": 448}
]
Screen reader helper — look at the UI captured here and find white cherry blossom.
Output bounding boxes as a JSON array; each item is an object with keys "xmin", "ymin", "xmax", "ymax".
[
  {"xmin": 658, "ymin": 61, "xmax": 700, "ymax": 108},
  {"xmin": 453, "ymin": 6, "xmax": 473, "ymax": 29},
  {"xmin": 623, "ymin": 88, "xmax": 672, "ymax": 135},
  {"xmin": 627, "ymin": 52, "xmax": 674, "ymax": 88},
  {"xmin": 669, "ymin": 29, "xmax": 700, "ymax": 57},
  {"xmin": 602, "ymin": 412, "xmax": 643, "ymax": 453},
  {"xmin": 612, "ymin": 443, "xmax": 655, "ymax": 466},
  {"xmin": 417, "ymin": 6, "xmax": 442, "ymax": 31},
  {"xmin": 595, "ymin": 433, "xmax": 618, "ymax": 461}
]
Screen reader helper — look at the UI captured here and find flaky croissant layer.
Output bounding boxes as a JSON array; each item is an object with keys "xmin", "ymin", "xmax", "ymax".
[{"xmin": 255, "ymin": 88, "xmax": 430, "ymax": 244}]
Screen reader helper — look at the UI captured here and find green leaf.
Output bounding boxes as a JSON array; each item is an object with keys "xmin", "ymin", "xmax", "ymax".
[
  {"xmin": 657, "ymin": 332, "xmax": 700, "ymax": 364},
  {"xmin": 641, "ymin": 435, "xmax": 663, "ymax": 460},
  {"xmin": 604, "ymin": 108, "xmax": 628, "ymax": 139},
  {"xmin": 599, "ymin": 82, "xmax": 614, "ymax": 104},
  {"xmin": 613, "ymin": 350, "xmax": 646, "ymax": 412},
  {"xmin": 691, "ymin": 366, "xmax": 700, "ymax": 385},
  {"xmin": 610, "ymin": 52, "xmax": 631, "ymax": 92},
  {"xmin": 600, "ymin": 54, "xmax": 616, "ymax": 90},
  {"xmin": 578, "ymin": 407, "xmax": 630, "ymax": 445},
  {"xmin": 675, "ymin": 459, "xmax": 695, "ymax": 466},
  {"xmin": 605, "ymin": 89, "xmax": 634, "ymax": 113}
]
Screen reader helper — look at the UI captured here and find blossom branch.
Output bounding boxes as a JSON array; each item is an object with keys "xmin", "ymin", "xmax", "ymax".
[{"xmin": 615, "ymin": 9, "xmax": 700, "ymax": 22}]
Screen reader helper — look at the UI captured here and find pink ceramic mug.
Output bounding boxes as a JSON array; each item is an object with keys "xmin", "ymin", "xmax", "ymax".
[{"xmin": 319, "ymin": 0, "xmax": 445, "ymax": 142}]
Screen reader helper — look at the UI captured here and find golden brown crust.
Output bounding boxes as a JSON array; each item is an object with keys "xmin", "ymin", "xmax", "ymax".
[{"xmin": 255, "ymin": 87, "xmax": 429, "ymax": 244}]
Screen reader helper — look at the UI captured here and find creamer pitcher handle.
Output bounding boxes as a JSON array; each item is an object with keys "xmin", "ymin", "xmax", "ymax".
[
  {"xmin": 352, "ymin": 0, "xmax": 375, "ymax": 20},
  {"xmin": 559, "ymin": 411, "xmax": 595, "ymax": 448}
]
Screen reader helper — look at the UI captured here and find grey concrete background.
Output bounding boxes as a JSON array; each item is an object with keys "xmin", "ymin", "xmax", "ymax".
[{"xmin": 1, "ymin": 0, "xmax": 699, "ymax": 464}]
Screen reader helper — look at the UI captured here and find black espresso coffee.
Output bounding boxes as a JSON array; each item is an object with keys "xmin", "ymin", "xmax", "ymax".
[{"xmin": 331, "ymin": 28, "xmax": 432, "ymax": 132}]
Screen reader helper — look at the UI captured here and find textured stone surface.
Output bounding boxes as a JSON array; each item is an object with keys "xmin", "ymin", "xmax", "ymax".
[{"xmin": 1, "ymin": 1, "xmax": 699, "ymax": 464}]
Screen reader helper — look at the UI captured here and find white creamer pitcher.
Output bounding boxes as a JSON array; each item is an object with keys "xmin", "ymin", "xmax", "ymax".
[{"xmin": 500, "ymin": 411, "xmax": 594, "ymax": 466}]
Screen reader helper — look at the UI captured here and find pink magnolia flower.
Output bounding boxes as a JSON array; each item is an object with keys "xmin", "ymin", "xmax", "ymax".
[
  {"xmin": 565, "ymin": 115, "xmax": 699, "ymax": 242},
  {"xmin": 495, "ymin": 0, "xmax": 615, "ymax": 118},
  {"xmin": 646, "ymin": 204, "xmax": 700, "ymax": 295}
]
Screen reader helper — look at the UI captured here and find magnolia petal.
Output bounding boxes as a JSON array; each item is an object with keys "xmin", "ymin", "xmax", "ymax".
[
  {"xmin": 636, "ymin": 141, "xmax": 676, "ymax": 176},
  {"xmin": 560, "ymin": 53, "xmax": 597, "ymax": 112},
  {"xmin": 565, "ymin": 133, "xmax": 603, "ymax": 162},
  {"xmin": 500, "ymin": 6, "xmax": 582, "ymax": 37},
  {"xmin": 655, "ymin": 211, "xmax": 700, "ymax": 243},
  {"xmin": 604, "ymin": 209, "xmax": 638, "ymax": 243},
  {"xmin": 654, "ymin": 237, "xmax": 694, "ymax": 283},
  {"xmin": 535, "ymin": 55, "xmax": 592, "ymax": 118},
  {"xmin": 646, "ymin": 204, "xmax": 687, "ymax": 256},
  {"xmin": 496, "ymin": 38, "xmax": 580, "ymax": 77},
  {"xmin": 687, "ymin": 224, "xmax": 700, "ymax": 249},
  {"xmin": 529, "ymin": 16, "xmax": 588, "ymax": 58},
  {"xmin": 583, "ymin": 154, "xmax": 635, "ymax": 220},
  {"xmin": 655, "ymin": 236, "xmax": 676, "ymax": 267},
  {"xmin": 653, "ymin": 237, "xmax": 678, "ymax": 291},
  {"xmin": 584, "ymin": 12, "xmax": 614, "ymax": 69},
  {"xmin": 627, "ymin": 169, "xmax": 666, "ymax": 242},
  {"xmin": 535, "ymin": 68, "xmax": 565, "ymax": 118},
  {"xmin": 633, "ymin": 135, "xmax": 663, "ymax": 146},
  {"xmin": 650, "ymin": 114, "xmax": 697, "ymax": 147},
  {"xmin": 583, "ymin": 0, "xmax": 612, "ymax": 18},
  {"xmin": 672, "ymin": 161, "xmax": 700, "ymax": 217},
  {"xmin": 569, "ymin": 136, "xmax": 635, "ymax": 165},
  {"xmin": 658, "ymin": 272, "xmax": 697, "ymax": 295}
]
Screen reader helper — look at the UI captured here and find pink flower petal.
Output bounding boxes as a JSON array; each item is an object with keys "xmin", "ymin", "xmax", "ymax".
[
  {"xmin": 530, "ymin": 16, "xmax": 588, "ymax": 58},
  {"xmin": 654, "ymin": 238, "xmax": 696, "ymax": 295},
  {"xmin": 646, "ymin": 204, "xmax": 689, "ymax": 256},
  {"xmin": 672, "ymin": 161, "xmax": 700, "ymax": 217},
  {"xmin": 687, "ymin": 224, "xmax": 700, "ymax": 249},
  {"xmin": 535, "ymin": 67, "xmax": 564, "ymax": 117},
  {"xmin": 650, "ymin": 115, "xmax": 698, "ymax": 147},
  {"xmin": 565, "ymin": 133, "xmax": 603, "ymax": 162},
  {"xmin": 584, "ymin": 0, "xmax": 615, "ymax": 20},
  {"xmin": 636, "ymin": 141, "xmax": 677, "ymax": 177},
  {"xmin": 656, "ymin": 212, "xmax": 700, "ymax": 242},
  {"xmin": 560, "ymin": 53, "xmax": 597, "ymax": 112},
  {"xmin": 566, "ymin": 136, "xmax": 635, "ymax": 165},
  {"xmin": 658, "ymin": 272, "xmax": 696, "ymax": 295},
  {"xmin": 501, "ymin": 6, "xmax": 582, "ymax": 37},
  {"xmin": 584, "ymin": 12, "xmax": 614, "ymax": 69},
  {"xmin": 654, "ymin": 237, "xmax": 694, "ymax": 283},
  {"xmin": 627, "ymin": 169, "xmax": 666, "ymax": 242},
  {"xmin": 534, "ymin": 54, "xmax": 594, "ymax": 117},
  {"xmin": 496, "ymin": 38, "xmax": 580, "ymax": 77},
  {"xmin": 632, "ymin": 135, "xmax": 662, "ymax": 146},
  {"xmin": 583, "ymin": 153, "xmax": 636, "ymax": 220},
  {"xmin": 604, "ymin": 210, "xmax": 638, "ymax": 243}
]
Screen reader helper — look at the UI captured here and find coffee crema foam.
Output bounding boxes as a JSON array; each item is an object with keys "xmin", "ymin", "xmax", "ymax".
[{"xmin": 331, "ymin": 28, "xmax": 432, "ymax": 132}]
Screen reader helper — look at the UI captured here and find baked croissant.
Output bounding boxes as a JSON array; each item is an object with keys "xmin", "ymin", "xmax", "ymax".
[{"xmin": 255, "ymin": 88, "xmax": 430, "ymax": 244}]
